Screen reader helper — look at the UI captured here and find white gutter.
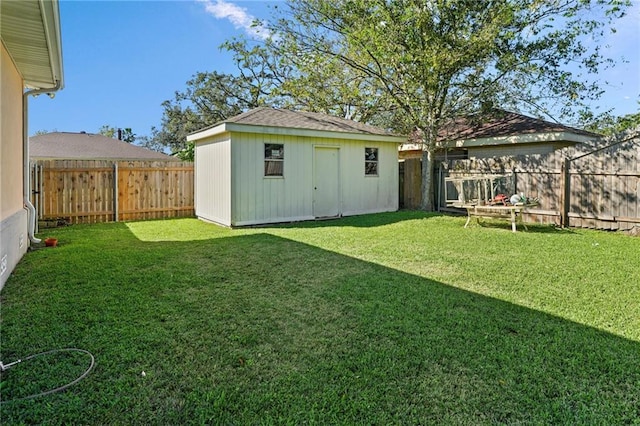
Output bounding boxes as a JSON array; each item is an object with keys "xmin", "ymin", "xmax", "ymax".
[
  {"xmin": 40, "ymin": 0, "xmax": 65, "ymax": 91},
  {"xmin": 187, "ymin": 122, "xmax": 407, "ymax": 144},
  {"xmin": 23, "ymin": 81, "xmax": 61, "ymax": 244}
]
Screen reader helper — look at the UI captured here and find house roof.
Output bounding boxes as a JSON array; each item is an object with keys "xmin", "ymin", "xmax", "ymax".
[
  {"xmin": 439, "ymin": 110, "xmax": 598, "ymax": 141},
  {"xmin": 1, "ymin": 0, "xmax": 64, "ymax": 89},
  {"xmin": 30, "ymin": 132, "xmax": 178, "ymax": 161},
  {"xmin": 402, "ymin": 110, "xmax": 600, "ymax": 151},
  {"xmin": 188, "ymin": 107, "xmax": 407, "ymax": 143}
]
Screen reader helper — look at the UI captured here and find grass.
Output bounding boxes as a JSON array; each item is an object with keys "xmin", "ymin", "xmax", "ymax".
[{"xmin": 1, "ymin": 212, "xmax": 639, "ymax": 424}]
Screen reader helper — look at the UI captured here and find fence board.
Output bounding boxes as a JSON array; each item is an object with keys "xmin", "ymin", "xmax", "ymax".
[
  {"xmin": 403, "ymin": 158, "xmax": 422, "ymax": 209},
  {"xmin": 440, "ymin": 142, "xmax": 640, "ymax": 230},
  {"xmin": 32, "ymin": 160, "xmax": 194, "ymax": 224}
]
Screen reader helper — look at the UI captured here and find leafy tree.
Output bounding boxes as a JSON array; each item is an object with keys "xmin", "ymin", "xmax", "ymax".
[
  {"xmin": 135, "ymin": 134, "xmax": 171, "ymax": 155},
  {"xmin": 149, "ymin": 36, "xmax": 401, "ymax": 159},
  {"xmin": 145, "ymin": 68, "xmax": 276, "ymax": 157},
  {"xmin": 173, "ymin": 141, "xmax": 195, "ymax": 162},
  {"xmin": 146, "ymin": 35, "xmax": 305, "ymax": 159},
  {"xmin": 98, "ymin": 125, "xmax": 117, "ymax": 138},
  {"xmin": 32, "ymin": 129, "xmax": 57, "ymax": 136},
  {"xmin": 268, "ymin": 0, "xmax": 630, "ymax": 210},
  {"xmin": 98, "ymin": 125, "xmax": 136, "ymax": 143},
  {"xmin": 614, "ymin": 111, "xmax": 640, "ymax": 133},
  {"xmin": 282, "ymin": 49, "xmax": 402, "ymax": 127},
  {"xmin": 585, "ymin": 106, "xmax": 640, "ymax": 135},
  {"xmin": 224, "ymin": 36, "xmax": 402, "ymax": 128}
]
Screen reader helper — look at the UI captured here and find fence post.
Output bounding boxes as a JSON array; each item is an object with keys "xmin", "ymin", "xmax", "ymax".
[
  {"xmin": 31, "ymin": 162, "xmax": 39, "ymax": 234},
  {"xmin": 437, "ymin": 163, "xmax": 443, "ymax": 211},
  {"xmin": 113, "ymin": 162, "xmax": 119, "ymax": 222},
  {"xmin": 561, "ymin": 158, "xmax": 570, "ymax": 228},
  {"xmin": 38, "ymin": 163, "xmax": 43, "ymax": 221}
]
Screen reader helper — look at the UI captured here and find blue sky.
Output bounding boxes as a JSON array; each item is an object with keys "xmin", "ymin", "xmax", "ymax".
[{"xmin": 29, "ymin": 0, "xmax": 640, "ymax": 137}]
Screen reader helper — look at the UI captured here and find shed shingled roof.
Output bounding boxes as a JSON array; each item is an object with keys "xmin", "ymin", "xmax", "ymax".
[
  {"xmin": 30, "ymin": 132, "xmax": 178, "ymax": 161},
  {"xmin": 202, "ymin": 107, "xmax": 400, "ymax": 137}
]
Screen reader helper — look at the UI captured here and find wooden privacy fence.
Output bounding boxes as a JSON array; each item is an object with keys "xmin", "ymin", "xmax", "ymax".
[
  {"xmin": 31, "ymin": 160, "xmax": 194, "ymax": 224},
  {"xmin": 562, "ymin": 135, "xmax": 639, "ymax": 229},
  {"xmin": 439, "ymin": 137, "xmax": 640, "ymax": 230},
  {"xmin": 441, "ymin": 153, "xmax": 564, "ymax": 224},
  {"xmin": 400, "ymin": 158, "xmax": 423, "ymax": 209}
]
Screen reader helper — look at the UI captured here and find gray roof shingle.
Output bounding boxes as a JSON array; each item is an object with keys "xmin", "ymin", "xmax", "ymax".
[
  {"xmin": 205, "ymin": 107, "xmax": 401, "ymax": 137},
  {"xmin": 30, "ymin": 132, "xmax": 178, "ymax": 161},
  {"xmin": 437, "ymin": 110, "xmax": 599, "ymax": 142}
]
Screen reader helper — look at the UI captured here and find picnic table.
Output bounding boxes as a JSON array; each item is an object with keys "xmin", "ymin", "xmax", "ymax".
[{"xmin": 463, "ymin": 203, "xmax": 537, "ymax": 232}]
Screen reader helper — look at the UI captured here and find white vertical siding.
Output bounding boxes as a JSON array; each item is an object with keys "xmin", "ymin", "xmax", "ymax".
[
  {"xmin": 194, "ymin": 135, "xmax": 232, "ymax": 226},
  {"xmin": 232, "ymin": 133, "xmax": 315, "ymax": 226},
  {"xmin": 340, "ymin": 139, "xmax": 399, "ymax": 216},
  {"xmin": 229, "ymin": 133, "xmax": 398, "ymax": 226}
]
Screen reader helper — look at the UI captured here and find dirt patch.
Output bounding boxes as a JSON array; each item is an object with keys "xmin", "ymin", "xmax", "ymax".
[{"xmin": 625, "ymin": 226, "xmax": 640, "ymax": 237}]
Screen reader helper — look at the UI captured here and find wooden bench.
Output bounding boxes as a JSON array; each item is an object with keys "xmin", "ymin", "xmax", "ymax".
[{"xmin": 463, "ymin": 204, "xmax": 535, "ymax": 232}]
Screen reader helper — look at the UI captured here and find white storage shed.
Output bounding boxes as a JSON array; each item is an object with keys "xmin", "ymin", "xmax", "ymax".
[{"xmin": 188, "ymin": 108, "xmax": 406, "ymax": 227}]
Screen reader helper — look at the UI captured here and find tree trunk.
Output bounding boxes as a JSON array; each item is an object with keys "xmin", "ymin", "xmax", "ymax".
[{"xmin": 420, "ymin": 148, "xmax": 435, "ymax": 211}]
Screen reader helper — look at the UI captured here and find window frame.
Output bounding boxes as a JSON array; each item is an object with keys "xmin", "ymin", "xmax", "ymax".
[
  {"xmin": 365, "ymin": 147, "xmax": 379, "ymax": 177},
  {"xmin": 264, "ymin": 143, "xmax": 284, "ymax": 177}
]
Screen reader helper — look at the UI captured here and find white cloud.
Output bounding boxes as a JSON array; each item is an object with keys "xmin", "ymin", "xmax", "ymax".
[{"xmin": 197, "ymin": 0, "xmax": 270, "ymax": 40}]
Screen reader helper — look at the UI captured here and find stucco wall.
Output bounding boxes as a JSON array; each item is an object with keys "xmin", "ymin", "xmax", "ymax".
[
  {"xmin": 1, "ymin": 44, "xmax": 24, "ymax": 220},
  {"xmin": 1, "ymin": 43, "xmax": 28, "ymax": 289}
]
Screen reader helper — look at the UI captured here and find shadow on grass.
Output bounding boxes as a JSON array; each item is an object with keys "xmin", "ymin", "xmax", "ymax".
[
  {"xmin": 267, "ymin": 210, "xmax": 577, "ymax": 236},
  {"xmin": 1, "ymin": 224, "xmax": 638, "ymax": 424},
  {"xmin": 249, "ymin": 210, "xmax": 442, "ymax": 229},
  {"xmin": 460, "ymin": 216, "xmax": 578, "ymax": 234}
]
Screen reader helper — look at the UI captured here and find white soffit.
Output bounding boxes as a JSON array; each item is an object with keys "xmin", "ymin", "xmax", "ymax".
[{"xmin": 1, "ymin": 0, "xmax": 64, "ymax": 89}]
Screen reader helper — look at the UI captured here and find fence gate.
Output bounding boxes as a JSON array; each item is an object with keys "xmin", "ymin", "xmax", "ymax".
[{"xmin": 30, "ymin": 162, "xmax": 44, "ymax": 221}]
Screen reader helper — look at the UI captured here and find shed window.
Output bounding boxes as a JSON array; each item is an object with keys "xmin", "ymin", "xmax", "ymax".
[
  {"xmin": 265, "ymin": 143, "xmax": 284, "ymax": 176},
  {"xmin": 365, "ymin": 147, "xmax": 378, "ymax": 176}
]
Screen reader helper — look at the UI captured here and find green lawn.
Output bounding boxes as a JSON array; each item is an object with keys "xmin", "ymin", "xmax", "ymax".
[{"xmin": 1, "ymin": 212, "xmax": 639, "ymax": 424}]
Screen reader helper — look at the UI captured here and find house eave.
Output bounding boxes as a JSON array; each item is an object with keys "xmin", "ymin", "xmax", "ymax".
[
  {"xmin": 188, "ymin": 122, "xmax": 406, "ymax": 144},
  {"xmin": 449, "ymin": 132, "xmax": 599, "ymax": 148},
  {"xmin": 1, "ymin": 0, "xmax": 64, "ymax": 90}
]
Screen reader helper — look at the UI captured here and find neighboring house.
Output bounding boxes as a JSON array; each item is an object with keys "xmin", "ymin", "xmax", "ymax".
[
  {"xmin": 30, "ymin": 132, "xmax": 177, "ymax": 161},
  {"xmin": 188, "ymin": 107, "xmax": 406, "ymax": 227},
  {"xmin": 1, "ymin": 0, "xmax": 64, "ymax": 290},
  {"xmin": 400, "ymin": 110, "xmax": 599, "ymax": 160}
]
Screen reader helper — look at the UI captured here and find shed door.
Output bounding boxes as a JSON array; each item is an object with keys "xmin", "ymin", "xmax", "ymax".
[{"xmin": 313, "ymin": 147, "xmax": 340, "ymax": 218}]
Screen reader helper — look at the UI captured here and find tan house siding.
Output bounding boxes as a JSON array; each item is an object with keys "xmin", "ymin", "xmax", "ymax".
[
  {"xmin": 1, "ymin": 43, "xmax": 29, "ymax": 289},
  {"xmin": 1, "ymin": 44, "xmax": 24, "ymax": 219},
  {"xmin": 468, "ymin": 143, "xmax": 560, "ymax": 159}
]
